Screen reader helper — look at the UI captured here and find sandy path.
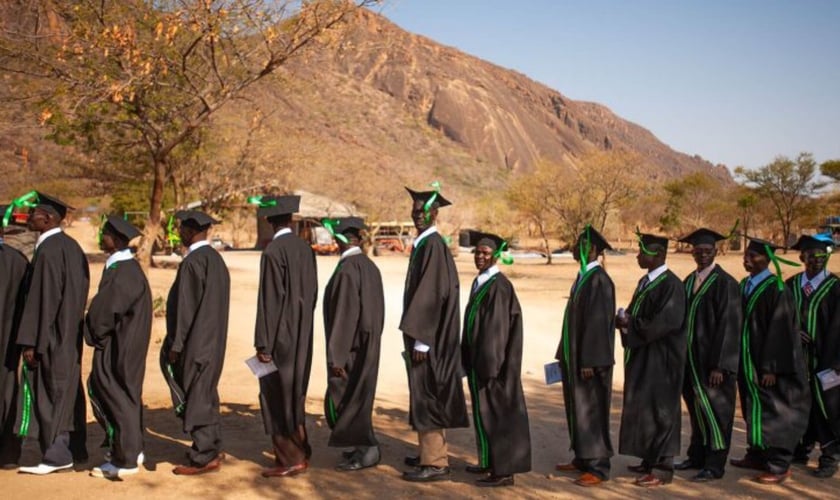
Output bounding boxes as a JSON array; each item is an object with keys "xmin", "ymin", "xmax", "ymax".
[{"xmin": 4, "ymin": 224, "xmax": 838, "ymax": 499}]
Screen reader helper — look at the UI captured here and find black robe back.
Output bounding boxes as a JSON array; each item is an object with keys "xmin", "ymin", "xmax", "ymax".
[
  {"xmin": 738, "ymin": 275, "xmax": 810, "ymax": 451},
  {"xmin": 254, "ymin": 234, "xmax": 318, "ymax": 436},
  {"xmin": 682, "ymin": 265, "xmax": 742, "ymax": 452},
  {"xmin": 399, "ymin": 232, "xmax": 468, "ymax": 431},
  {"xmin": 786, "ymin": 272, "xmax": 840, "ymax": 437},
  {"xmin": 85, "ymin": 258, "xmax": 152, "ymax": 467},
  {"xmin": 556, "ymin": 265, "xmax": 615, "ymax": 460},
  {"xmin": 0, "ymin": 244, "xmax": 28, "ymax": 436},
  {"xmin": 619, "ymin": 270, "xmax": 686, "ymax": 462},
  {"xmin": 461, "ymin": 273, "xmax": 531, "ymax": 475},
  {"xmin": 323, "ymin": 253, "xmax": 384, "ymax": 448},
  {"xmin": 162, "ymin": 245, "xmax": 230, "ymax": 431},
  {"xmin": 15, "ymin": 232, "xmax": 90, "ymax": 454}
]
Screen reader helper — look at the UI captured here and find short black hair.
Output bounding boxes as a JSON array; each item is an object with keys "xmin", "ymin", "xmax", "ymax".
[{"xmin": 267, "ymin": 213, "xmax": 292, "ymax": 226}]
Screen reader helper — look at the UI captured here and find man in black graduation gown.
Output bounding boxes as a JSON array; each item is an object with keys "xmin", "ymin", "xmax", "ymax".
[
  {"xmin": 161, "ymin": 210, "xmax": 230, "ymax": 475},
  {"xmin": 674, "ymin": 228, "xmax": 742, "ymax": 482},
  {"xmin": 461, "ymin": 232, "xmax": 530, "ymax": 487},
  {"xmin": 785, "ymin": 234, "xmax": 840, "ymax": 478},
  {"xmin": 730, "ymin": 237, "xmax": 810, "ymax": 484},
  {"xmin": 0, "ymin": 204, "xmax": 29, "ymax": 467},
  {"xmin": 252, "ymin": 196, "xmax": 318, "ymax": 478},
  {"xmin": 17, "ymin": 193, "xmax": 90, "ymax": 474},
  {"xmin": 615, "ymin": 233, "xmax": 686, "ymax": 487},
  {"xmin": 400, "ymin": 185, "xmax": 468, "ymax": 482},
  {"xmin": 322, "ymin": 217, "xmax": 384, "ymax": 472},
  {"xmin": 555, "ymin": 226, "xmax": 615, "ymax": 487},
  {"xmin": 86, "ymin": 216, "xmax": 152, "ymax": 479}
]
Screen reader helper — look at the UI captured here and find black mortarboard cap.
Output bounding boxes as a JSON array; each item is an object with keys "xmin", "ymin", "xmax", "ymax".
[
  {"xmin": 405, "ymin": 187, "xmax": 452, "ymax": 208},
  {"xmin": 469, "ymin": 231, "xmax": 505, "ymax": 251},
  {"xmin": 335, "ymin": 217, "xmax": 367, "ymax": 234},
  {"xmin": 790, "ymin": 234, "xmax": 832, "ymax": 252},
  {"xmin": 175, "ymin": 210, "xmax": 219, "ymax": 230},
  {"xmin": 639, "ymin": 233, "xmax": 669, "ymax": 249},
  {"xmin": 103, "ymin": 215, "xmax": 142, "ymax": 241},
  {"xmin": 35, "ymin": 192, "xmax": 73, "ymax": 220},
  {"xmin": 746, "ymin": 236, "xmax": 782, "ymax": 257},
  {"xmin": 578, "ymin": 226, "xmax": 613, "ymax": 252},
  {"xmin": 678, "ymin": 228, "xmax": 727, "ymax": 247},
  {"xmin": 257, "ymin": 195, "xmax": 300, "ymax": 218}
]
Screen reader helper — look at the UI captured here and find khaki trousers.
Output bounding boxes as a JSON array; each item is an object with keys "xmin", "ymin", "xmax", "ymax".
[{"xmin": 418, "ymin": 429, "xmax": 448, "ymax": 467}]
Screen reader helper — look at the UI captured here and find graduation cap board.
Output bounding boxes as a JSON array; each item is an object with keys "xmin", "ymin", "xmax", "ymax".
[
  {"xmin": 406, "ymin": 181, "xmax": 452, "ymax": 224},
  {"xmin": 678, "ymin": 228, "xmax": 727, "ymax": 247},
  {"xmin": 635, "ymin": 228, "xmax": 668, "ymax": 256},
  {"xmin": 322, "ymin": 217, "xmax": 367, "ymax": 244},
  {"xmin": 175, "ymin": 210, "xmax": 219, "ymax": 230},
  {"xmin": 35, "ymin": 191, "xmax": 74, "ymax": 220},
  {"xmin": 745, "ymin": 236, "xmax": 800, "ymax": 289},
  {"xmin": 249, "ymin": 195, "xmax": 300, "ymax": 218},
  {"xmin": 790, "ymin": 234, "xmax": 833, "ymax": 253},
  {"xmin": 468, "ymin": 230, "xmax": 513, "ymax": 265},
  {"xmin": 103, "ymin": 215, "xmax": 142, "ymax": 242},
  {"xmin": 576, "ymin": 225, "xmax": 612, "ymax": 273}
]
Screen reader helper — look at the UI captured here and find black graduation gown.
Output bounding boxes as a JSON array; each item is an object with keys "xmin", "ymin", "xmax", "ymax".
[
  {"xmin": 556, "ymin": 265, "xmax": 615, "ymax": 461},
  {"xmin": 682, "ymin": 265, "xmax": 742, "ymax": 455},
  {"xmin": 619, "ymin": 270, "xmax": 686, "ymax": 463},
  {"xmin": 254, "ymin": 234, "xmax": 318, "ymax": 437},
  {"xmin": 161, "ymin": 245, "xmax": 230, "ymax": 432},
  {"xmin": 399, "ymin": 232, "xmax": 468, "ymax": 431},
  {"xmin": 323, "ymin": 253, "xmax": 384, "ymax": 448},
  {"xmin": 738, "ymin": 275, "xmax": 810, "ymax": 452},
  {"xmin": 84, "ymin": 257, "xmax": 152, "ymax": 467},
  {"xmin": 0, "ymin": 243, "xmax": 28, "ymax": 458},
  {"xmin": 15, "ymin": 232, "xmax": 90, "ymax": 456},
  {"xmin": 461, "ymin": 272, "xmax": 531, "ymax": 475},
  {"xmin": 786, "ymin": 272, "xmax": 840, "ymax": 437}
]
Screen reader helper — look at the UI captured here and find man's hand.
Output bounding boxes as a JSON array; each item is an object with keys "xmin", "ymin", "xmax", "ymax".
[
  {"xmin": 331, "ymin": 366, "xmax": 348, "ymax": 379},
  {"xmin": 257, "ymin": 352, "xmax": 272, "ymax": 364},
  {"xmin": 614, "ymin": 313, "xmax": 630, "ymax": 329},
  {"xmin": 709, "ymin": 369, "xmax": 724, "ymax": 387},
  {"xmin": 168, "ymin": 350, "xmax": 180, "ymax": 365},
  {"xmin": 411, "ymin": 349, "xmax": 428, "ymax": 364},
  {"xmin": 799, "ymin": 330, "xmax": 812, "ymax": 344},
  {"xmin": 22, "ymin": 347, "xmax": 38, "ymax": 368},
  {"xmin": 760, "ymin": 373, "xmax": 777, "ymax": 387},
  {"xmin": 580, "ymin": 367, "xmax": 594, "ymax": 380}
]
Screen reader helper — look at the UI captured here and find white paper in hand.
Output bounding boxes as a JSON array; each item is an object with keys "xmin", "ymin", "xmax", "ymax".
[
  {"xmin": 544, "ymin": 361, "xmax": 563, "ymax": 385},
  {"xmin": 817, "ymin": 368, "xmax": 840, "ymax": 391},
  {"xmin": 245, "ymin": 355, "xmax": 279, "ymax": 378}
]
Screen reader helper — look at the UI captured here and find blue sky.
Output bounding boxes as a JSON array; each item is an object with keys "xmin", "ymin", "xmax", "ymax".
[{"xmin": 378, "ymin": 0, "xmax": 840, "ymax": 170}]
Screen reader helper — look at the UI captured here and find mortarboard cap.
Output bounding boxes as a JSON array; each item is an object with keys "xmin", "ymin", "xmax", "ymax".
[
  {"xmin": 405, "ymin": 187, "xmax": 452, "ymax": 208},
  {"xmin": 578, "ymin": 226, "xmax": 613, "ymax": 253},
  {"xmin": 335, "ymin": 217, "xmax": 367, "ymax": 234},
  {"xmin": 469, "ymin": 230, "xmax": 505, "ymax": 251},
  {"xmin": 745, "ymin": 236, "xmax": 782, "ymax": 258},
  {"xmin": 103, "ymin": 215, "xmax": 142, "ymax": 242},
  {"xmin": 257, "ymin": 195, "xmax": 300, "ymax": 218},
  {"xmin": 639, "ymin": 233, "xmax": 669, "ymax": 250},
  {"xmin": 35, "ymin": 192, "xmax": 73, "ymax": 220},
  {"xmin": 175, "ymin": 210, "xmax": 219, "ymax": 230},
  {"xmin": 790, "ymin": 234, "xmax": 833, "ymax": 252},
  {"xmin": 678, "ymin": 228, "xmax": 727, "ymax": 247}
]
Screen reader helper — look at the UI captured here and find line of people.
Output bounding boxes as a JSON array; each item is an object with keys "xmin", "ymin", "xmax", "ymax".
[{"xmin": 0, "ymin": 187, "xmax": 837, "ymax": 491}]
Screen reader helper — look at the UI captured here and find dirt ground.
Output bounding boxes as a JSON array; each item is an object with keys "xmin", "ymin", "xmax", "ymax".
[{"xmin": 4, "ymin": 222, "xmax": 839, "ymax": 499}]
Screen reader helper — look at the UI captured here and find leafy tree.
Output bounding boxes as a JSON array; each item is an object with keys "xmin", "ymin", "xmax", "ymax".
[
  {"xmin": 658, "ymin": 171, "xmax": 726, "ymax": 237},
  {"xmin": 734, "ymin": 152, "xmax": 824, "ymax": 247},
  {"xmin": 0, "ymin": 0, "xmax": 379, "ymax": 266},
  {"xmin": 822, "ymin": 159, "xmax": 840, "ymax": 184}
]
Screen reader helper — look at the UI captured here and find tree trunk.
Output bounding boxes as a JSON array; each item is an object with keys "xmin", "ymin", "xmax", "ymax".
[{"xmin": 137, "ymin": 159, "xmax": 167, "ymax": 272}]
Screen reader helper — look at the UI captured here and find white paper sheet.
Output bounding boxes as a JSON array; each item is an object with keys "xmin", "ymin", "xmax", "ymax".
[
  {"xmin": 817, "ymin": 368, "xmax": 840, "ymax": 391},
  {"xmin": 245, "ymin": 355, "xmax": 279, "ymax": 378}
]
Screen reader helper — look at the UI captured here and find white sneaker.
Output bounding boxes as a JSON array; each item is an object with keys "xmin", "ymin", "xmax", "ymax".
[
  {"xmin": 18, "ymin": 462, "xmax": 74, "ymax": 475},
  {"xmin": 103, "ymin": 451, "xmax": 145, "ymax": 466},
  {"xmin": 90, "ymin": 462, "xmax": 139, "ymax": 479}
]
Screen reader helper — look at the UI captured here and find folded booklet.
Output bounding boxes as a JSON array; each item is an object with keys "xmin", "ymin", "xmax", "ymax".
[
  {"xmin": 817, "ymin": 368, "xmax": 840, "ymax": 391},
  {"xmin": 245, "ymin": 355, "xmax": 279, "ymax": 378},
  {"xmin": 544, "ymin": 361, "xmax": 563, "ymax": 385}
]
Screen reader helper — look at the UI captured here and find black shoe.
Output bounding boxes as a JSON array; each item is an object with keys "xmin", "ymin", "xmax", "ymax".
[
  {"xmin": 342, "ymin": 450, "xmax": 356, "ymax": 459},
  {"xmin": 336, "ymin": 457, "xmax": 379, "ymax": 472},
  {"xmin": 466, "ymin": 465, "xmax": 490, "ymax": 474},
  {"xmin": 476, "ymin": 474, "xmax": 514, "ymax": 487},
  {"xmin": 627, "ymin": 463, "xmax": 649, "ymax": 473},
  {"xmin": 812, "ymin": 465, "xmax": 837, "ymax": 478},
  {"xmin": 675, "ymin": 459, "xmax": 702, "ymax": 471},
  {"xmin": 690, "ymin": 469, "xmax": 721, "ymax": 482},
  {"xmin": 402, "ymin": 466, "xmax": 451, "ymax": 482},
  {"xmin": 404, "ymin": 455, "xmax": 420, "ymax": 467}
]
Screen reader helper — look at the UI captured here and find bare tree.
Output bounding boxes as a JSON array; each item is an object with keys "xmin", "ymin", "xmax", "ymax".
[{"xmin": 0, "ymin": 0, "xmax": 380, "ymax": 267}]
